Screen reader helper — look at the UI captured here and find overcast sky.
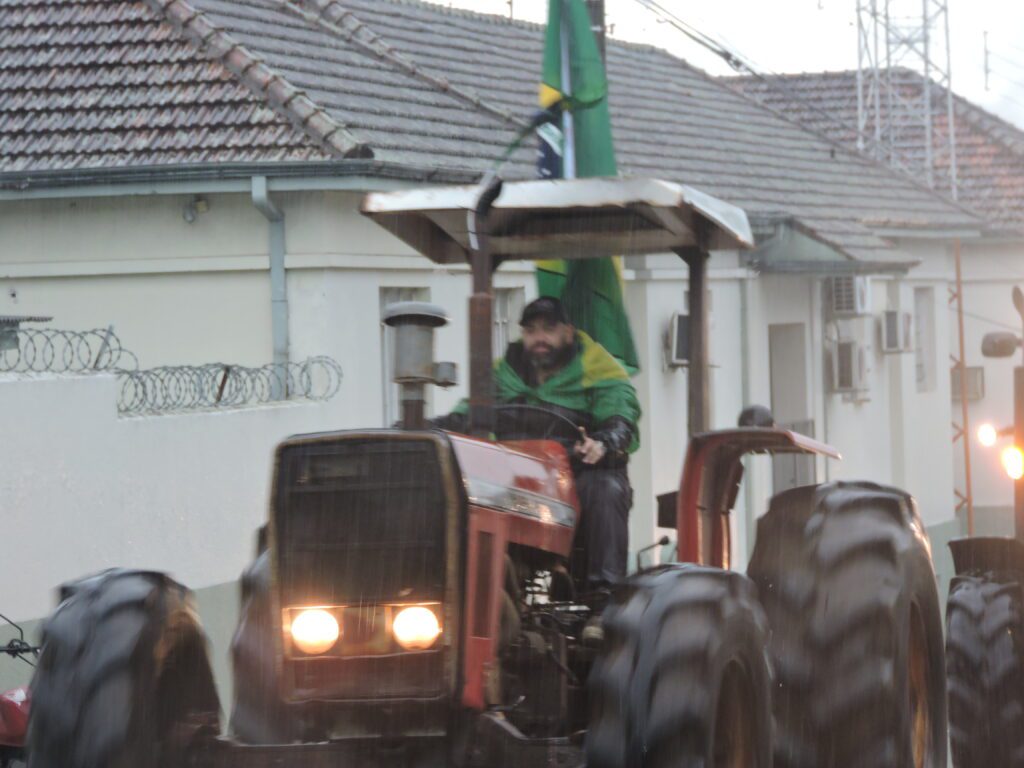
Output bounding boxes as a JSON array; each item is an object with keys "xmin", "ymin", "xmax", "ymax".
[{"xmin": 429, "ymin": 0, "xmax": 1024, "ymax": 129}]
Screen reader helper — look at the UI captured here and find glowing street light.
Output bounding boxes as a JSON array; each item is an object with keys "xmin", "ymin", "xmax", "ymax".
[
  {"xmin": 978, "ymin": 423, "xmax": 999, "ymax": 447},
  {"xmin": 1002, "ymin": 445, "xmax": 1024, "ymax": 481}
]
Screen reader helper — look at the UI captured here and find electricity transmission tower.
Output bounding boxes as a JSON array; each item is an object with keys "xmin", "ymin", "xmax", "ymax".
[
  {"xmin": 858, "ymin": 0, "xmax": 973, "ymax": 533},
  {"xmin": 856, "ymin": 0, "xmax": 958, "ymax": 198}
]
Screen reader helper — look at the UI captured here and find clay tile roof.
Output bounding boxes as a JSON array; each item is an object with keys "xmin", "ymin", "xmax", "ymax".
[
  {"xmin": 1, "ymin": 0, "xmax": 986, "ymax": 264},
  {"xmin": 726, "ymin": 70, "xmax": 1024, "ymax": 232},
  {"xmin": 0, "ymin": 0, "xmax": 367, "ymax": 172}
]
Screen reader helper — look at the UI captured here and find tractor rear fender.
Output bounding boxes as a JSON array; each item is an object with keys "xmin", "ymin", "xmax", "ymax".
[
  {"xmin": 664, "ymin": 428, "xmax": 840, "ymax": 568},
  {"xmin": 949, "ymin": 535, "xmax": 1024, "ymax": 577}
]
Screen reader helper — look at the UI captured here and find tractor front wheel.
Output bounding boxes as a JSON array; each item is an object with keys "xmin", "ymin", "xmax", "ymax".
[
  {"xmin": 27, "ymin": 569, "xmax": 220, "ymax": 768},
  {"xmin": 586, "ymin": 565, "xmax": 772, "ymax": 767}
]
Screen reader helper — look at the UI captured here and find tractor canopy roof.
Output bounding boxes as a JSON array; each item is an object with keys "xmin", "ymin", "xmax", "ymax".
[{"xmin": 360, "ymin": 177, "xmax": 754, "ymax": 264}]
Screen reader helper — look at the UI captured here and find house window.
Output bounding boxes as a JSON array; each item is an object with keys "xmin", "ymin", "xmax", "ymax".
[
  {"xmin": 380, "ymin": 286, "xmax": 430, "ymax": 425},
  {"xmin": 914, "ymin": 287, "xmax": 936, "ymax": 392},
  {"xmin": 493, "ymin": 288, "xmax": 526, "ymax": 358}
]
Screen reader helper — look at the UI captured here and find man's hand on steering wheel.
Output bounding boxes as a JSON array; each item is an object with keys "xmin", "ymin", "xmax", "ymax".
[{"xmin": 574, "ymin": 427, "xmax": 607, "ymax": 465}]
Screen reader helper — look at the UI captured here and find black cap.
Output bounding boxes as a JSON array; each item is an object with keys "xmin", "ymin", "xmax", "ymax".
[{"xmin": 520, "ymin": 296, "xmax": 571, "ymax": 326}]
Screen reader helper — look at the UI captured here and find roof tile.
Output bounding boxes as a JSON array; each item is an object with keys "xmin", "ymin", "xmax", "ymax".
[
  {"xmin": 0, "ymin": 0, "xmax": 983, "ymax": 262},
  {"xmin": 727, "ymin": 71, "xmax": 1024, "ymax": 232}
]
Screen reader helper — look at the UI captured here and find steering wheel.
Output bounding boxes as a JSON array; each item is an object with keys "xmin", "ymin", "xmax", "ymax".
[{"xmin": 492, "ymin": 404, "xmax": 584, "ymax": 448}]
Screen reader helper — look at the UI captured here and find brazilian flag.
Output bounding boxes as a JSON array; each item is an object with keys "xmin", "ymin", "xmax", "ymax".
[{"xmin": 536, "ymin": 0, "xmax": 639, "ymax": 374}]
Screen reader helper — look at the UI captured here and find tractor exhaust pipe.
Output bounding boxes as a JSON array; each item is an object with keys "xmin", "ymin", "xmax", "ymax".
[{"xmin": 383, "ymin": 302, "xmax": 453, "ymax": 430}]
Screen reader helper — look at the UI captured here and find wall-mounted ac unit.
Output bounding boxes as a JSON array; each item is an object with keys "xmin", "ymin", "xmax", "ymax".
[
  {"xmin": 828, "ymin": 276, "xmax": 871, "ymax": 316},
  {"xmin": 830, "ymin": 339, "xmax": 868, "ymax": 393},
  {"xmin": 667, "ymin": 312, "xmax": 689, "ymax": 368},
  {"xmin": 880, "ymin": 310, "xmax": 913, "ymax": 353},
  {"xmin": 951, "ymin": 366, "xmax": 985, "ymax": 402}
]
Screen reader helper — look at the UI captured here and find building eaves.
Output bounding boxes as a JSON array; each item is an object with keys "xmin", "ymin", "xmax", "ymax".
[
  {"xmin": 142, "ymin": 0, "xmax": 371, "ymax": 159},
  {"xmin": 0, "ymin": 159, "xmax": 479, "ymax": 199}
]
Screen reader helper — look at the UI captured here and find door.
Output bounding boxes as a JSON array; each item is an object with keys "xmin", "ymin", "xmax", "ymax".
[{"xmin": 769, "ymin": 323, "xmax": 815, "ymax": 492}]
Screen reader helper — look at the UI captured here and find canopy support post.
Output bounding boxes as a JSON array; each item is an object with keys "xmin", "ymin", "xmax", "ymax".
[{"xmin": 679, "ymin": 226, "xmax": 711, "ymax": 436}]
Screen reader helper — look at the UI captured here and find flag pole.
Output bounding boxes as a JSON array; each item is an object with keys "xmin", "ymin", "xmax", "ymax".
[{"xmin": 560, "ymin": 1, "xmax": 577, "ymax": 179}]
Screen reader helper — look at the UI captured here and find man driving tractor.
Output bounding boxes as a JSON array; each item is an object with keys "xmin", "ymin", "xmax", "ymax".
[{"xmin": 435, "ymin": 296, "xmax": 641, "ymax": 590}]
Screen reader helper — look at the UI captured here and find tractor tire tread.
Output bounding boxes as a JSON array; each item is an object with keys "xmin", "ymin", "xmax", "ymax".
[
  {"xmin": 947, "ymin": 573, "xmax": 1024, "ymax": 768},
  {"xmin": 27, "ymin": 569, "xmax": 218, "ymax": 768},
  {"xmin": 748, "ymin": 482, "xmax": 946, "ymax": 768},
  {"xmin": 586, "ymin": 566, "xmax": 771, "ymax": 768}
]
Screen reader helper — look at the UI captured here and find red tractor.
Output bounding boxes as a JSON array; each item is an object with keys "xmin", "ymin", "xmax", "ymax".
[{"xmin": 26, "ymin": 177, "xmax": 946, "ymax": 767}]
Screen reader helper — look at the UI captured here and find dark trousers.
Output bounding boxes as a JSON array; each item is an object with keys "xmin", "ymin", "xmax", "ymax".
[{"xmin": 574, "ymin": 467, "xmax": 633, "ymax": 587}]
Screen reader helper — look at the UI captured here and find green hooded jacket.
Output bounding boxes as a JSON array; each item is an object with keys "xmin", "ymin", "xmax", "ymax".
[{"xmin": 454, "ymin": 331, "xmax": 641, "ymax": 452}]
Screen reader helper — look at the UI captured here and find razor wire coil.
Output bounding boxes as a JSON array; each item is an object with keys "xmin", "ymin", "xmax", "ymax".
[
  {"xmin": 0, "ymin": 327, "xmax": 138, "ymax": 373},
  {"xmin": 1, "ymin": 328, "xmax": 343, "ymax": 414},
  {"xmin": 117, "ymin": 358, "xmax": 343, "ymax": 414}
]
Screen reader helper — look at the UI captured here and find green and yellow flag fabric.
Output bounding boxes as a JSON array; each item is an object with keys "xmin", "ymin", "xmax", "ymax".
[{"xmin": 536, "ymin": 0, "xmax": 639, "ymax": 374}]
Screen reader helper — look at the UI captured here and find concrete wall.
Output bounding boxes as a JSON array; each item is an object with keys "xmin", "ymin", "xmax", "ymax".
[{"xmin": 0, "ymin": 372, "xmax": 352, "ymax": 695}]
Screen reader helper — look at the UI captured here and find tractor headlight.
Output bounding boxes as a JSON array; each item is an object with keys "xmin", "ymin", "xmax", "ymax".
[
  {"xmin": 392, "ymin": 605, "xmax": 442, "ymax": 650},
  {"xmin": 290, "ymin": 608, "xmax": 341, "ymax": 655}
]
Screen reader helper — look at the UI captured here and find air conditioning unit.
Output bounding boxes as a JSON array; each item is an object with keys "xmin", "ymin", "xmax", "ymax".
[
  {"xmin": 828, "ymin": 276, "xmax": 871, "ymax": 316},
  {"xmin": 951, "ymin": 366, "xmax": 985, "ymax": 402},
  {"xmin": 880, "ymin": 310, "xmax": 913, "ymax": 353},
  {"xmin": 667, "ymin": 312, "xmax": 689, "ymax": 368},
  {"xmin": 830, "ymin": 339, "xmax": 868, "ymax": 393}
]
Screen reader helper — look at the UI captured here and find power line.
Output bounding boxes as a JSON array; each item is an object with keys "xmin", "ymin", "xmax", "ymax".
[
  {"xmin": 991, "ymin": 51, "xmax": 1024, "ymax": 76},
  {"xmin": 961, "ymin": 309, "xmax": 1022, "ymax": 333},
  {"xmin": 629, "ymin": 0, "xmax": 889, "ymax": 159},
  {"xmin": 982, "ymin": 70, "xmax": 1024, "ymax": 112}
]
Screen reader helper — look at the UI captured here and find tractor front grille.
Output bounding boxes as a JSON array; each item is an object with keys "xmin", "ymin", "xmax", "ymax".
[{"xmin": 275, "ymin": 437, "xmax": 447, "ymax": 607}]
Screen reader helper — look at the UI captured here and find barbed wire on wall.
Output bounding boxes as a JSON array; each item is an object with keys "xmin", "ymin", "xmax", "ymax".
[
  {"xmin": 0, "ymin": 328, "xmax": 343, "ymax": 414},
  {"xmin": 0, "ymin": 327, "xmax": 138, "ymax": 373},
  {"xmin": 117, "ymin": 358, "xmax": 343, "ymax": 414}
]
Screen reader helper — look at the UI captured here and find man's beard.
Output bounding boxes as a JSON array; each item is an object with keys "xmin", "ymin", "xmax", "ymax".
[{"xmin": 527, "ymin": 340, "xmax": 573, "ymax": 372}]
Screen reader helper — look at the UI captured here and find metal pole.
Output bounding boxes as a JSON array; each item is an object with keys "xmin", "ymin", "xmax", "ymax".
[
  {"xmin": 872, "ymin": 0, "xmax": 882, "ymax": 152},
  {"xmin": 984, "ymin": 31, "xmax": 990, "ymax": 92},
  {"xmin": 466, "ymin": 178, "xmax": 502, "ymax": 438},
  {"xmin": 944, "ymin": 1, "xmax": 958, "ymax": 199},
  {"xmin": 92, "ymin": 324, "xmax": 114, "ymax": 370},
  {"xmin": 884, "ymin": 0, "xmax": 895, "ymax": 166},
  {"xmin": 680, "ymin": 242, "xmax": 710, "ymax": 436},
  {"xmin": 560, "ymin": 3, "xmax": 577, "ymax": 179},
  {"xmin": 954, "ymin": 238, "xmax": 975, "ymax": 535},
  {"xmin": 856, "ymin": 0, "xmax": 866, "ymax": 152},
  {"xmin": 921, "ymin": 0, "xmax": 935, "ymax": 188}
]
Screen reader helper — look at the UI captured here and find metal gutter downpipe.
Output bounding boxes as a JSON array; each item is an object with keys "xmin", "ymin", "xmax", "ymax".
[{"xmin": 251, "ymin": 176, "xmax": 288, "ymax": 399}]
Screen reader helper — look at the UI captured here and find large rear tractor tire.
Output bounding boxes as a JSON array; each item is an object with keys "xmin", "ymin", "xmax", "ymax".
[
  {"xmin": 748, "ymin": 482, "xmax": 946, "ymax": 768},
  {"xmin": 586, "ymin": 565, "xmax": 772, "ymax": 768},
  {"xmin": 27, "ymin": 569, "xmax": 220, "ymax": 768},
  {"xmin": 946, "ymin": 573, "xmax": 1024, "ymax": 767}
]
